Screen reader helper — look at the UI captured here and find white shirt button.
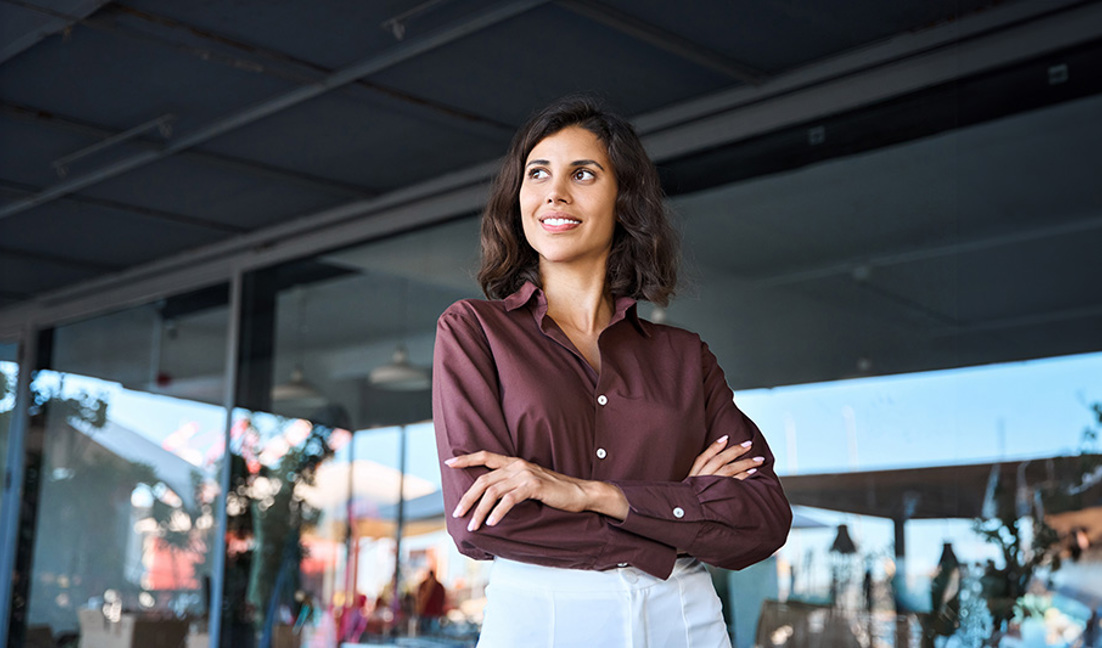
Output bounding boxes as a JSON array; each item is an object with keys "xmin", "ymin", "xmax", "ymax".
[
  {"xmin": 672, "ymin": 507, "xmax": 685, "ymax": 519},
  {"xmin": 596, "ymin": 447, "xmax": 608, "ymax": 459},
  {"xmin": 597, "ymin": 394, "xmax": 608, "ymax": 406}
]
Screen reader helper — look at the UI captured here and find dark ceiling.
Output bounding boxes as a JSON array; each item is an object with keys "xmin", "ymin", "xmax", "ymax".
[
  {"xmin": 0, "ymin": 0, "xmax": 1056, "ymax": 307},
  {"xmin": 1, "ymin": 0, "xmax": 1101, "ymax": 388}
]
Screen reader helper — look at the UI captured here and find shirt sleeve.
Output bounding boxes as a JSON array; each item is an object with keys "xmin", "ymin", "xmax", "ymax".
[
  {"xmin": 608, "ymin": 341, "xmax": 793, "ymax": 571},
  {"xmin": 432, "ymin": 303, "xmax": 675, "ymax": 573}
]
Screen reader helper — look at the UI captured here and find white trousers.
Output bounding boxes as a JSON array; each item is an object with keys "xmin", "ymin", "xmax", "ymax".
[{"xmin": 477, "ymin": 557, "xmax": 732, "ymax": 648}]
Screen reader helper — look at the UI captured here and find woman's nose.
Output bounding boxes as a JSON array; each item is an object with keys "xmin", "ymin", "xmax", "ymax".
[{"xmin": 546, "ymin": 178, "xmax": 570, "ymax": 203}]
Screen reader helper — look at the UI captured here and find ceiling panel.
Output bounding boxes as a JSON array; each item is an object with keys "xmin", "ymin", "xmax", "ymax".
[
  {"xmin": 0, "ymin": 114, "xmax": 107, "ymax": 188},
  {"xmin": 601, "ymin": 0, "xmax": 1003, "ymax": 74},
  {"xmin": 117, "ymin": 0, "xmax": 505, "ymax": 71},
  {"xmin": 0, "ymin": 254, "xmax": 101, "ymax": 297},
  {"xmin": 370, "ymin": 3, "xmax": 734, "ymax": 125},
  {"xmin": 0, "ymin": 199, "xmax": 227, "ymax": 269},
  {"xmin": 197, "ymin": 89, "xmax": 511, "ymax": 190},
  {"xmin": 0, "ymin": 18, "xmax": 298, "ymax": 135},
  {"xmin": 75, "ymin": 154, "xmax": 348, "ymax": 229}
]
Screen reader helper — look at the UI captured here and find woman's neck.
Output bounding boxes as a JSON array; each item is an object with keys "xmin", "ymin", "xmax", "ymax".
[{"xmin": 540, "ymin": 262, "xmax": 612, "ymax": 335}]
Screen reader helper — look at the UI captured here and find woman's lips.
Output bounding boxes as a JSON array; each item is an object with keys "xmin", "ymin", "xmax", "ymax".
[{"xmin": 540, "ymin": 216, "xmax": 582, "ymax": 232}]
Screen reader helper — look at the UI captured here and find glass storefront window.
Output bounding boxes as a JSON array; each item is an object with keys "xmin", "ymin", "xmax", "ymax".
[
  {"xmin": 229, "ymin": 216, "xmax": 483, "ymax": 647},
  {"xmin": 15, "ymin": 286, "xmax": 229, "ymax": 647},
  {"xmin": 737, "ymin": 353, "xmax": 1102, "ymax": 643}
]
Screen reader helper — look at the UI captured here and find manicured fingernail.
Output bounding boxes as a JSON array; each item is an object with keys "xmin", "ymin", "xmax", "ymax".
[
  {"xmin": 747, "ymin": 468, "xmax": 758, "ymax": 475},
  {"xmin": 716, "ymin": 435, "xmax": 728, "ymax": 445},
  {"xmin": 452, "ymin": 506, "xmax": 461, "ymax": 518},
  {"xmin": 740, "ymin": 441, "xmax": 752, "ymax": 448},
  {"xmin": 753, "ymin": 456, "xmax": 764, "ymax": 463},
  {"xmin": 467, "ymin": 520, "xmax": 477, "ymax": 532},
  {"xmin": 444, "ymin": 458, "xmax": 458, "ymax": 466}
]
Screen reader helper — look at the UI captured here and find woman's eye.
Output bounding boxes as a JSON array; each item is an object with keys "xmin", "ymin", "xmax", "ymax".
[
  {"xmin": 573, "ymin": 169, "xmax": 595, "ymax": 181},
  {"xmin": 528, "ymin": 168, "xmax": 549, "ymax": 180}
]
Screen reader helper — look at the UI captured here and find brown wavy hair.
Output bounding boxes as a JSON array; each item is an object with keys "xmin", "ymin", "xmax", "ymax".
[{"xmin": 477, "ymin": 96, "xmax": 679, "ymax": 306}]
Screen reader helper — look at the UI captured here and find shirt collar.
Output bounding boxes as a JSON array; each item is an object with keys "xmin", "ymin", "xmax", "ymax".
[{"xmin": 503, "ymin": 281, "xmax": 652, "ymax": 338}]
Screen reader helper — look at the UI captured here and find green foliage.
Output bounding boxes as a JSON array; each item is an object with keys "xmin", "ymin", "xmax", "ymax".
[
  {"xmin": 31, "ymin": 380, "xmax": 109, "ymax": 429},
  {"xmin": 973, "ymin": 514, "xmax": 1062, "ymax": 633},
  {"xmin": 970, "ymin": 401, "xmax": 1100, "ymax": 645},
  {"xmin": 221, "ymin": 414, "xmax": 341, "ymax": 634}
]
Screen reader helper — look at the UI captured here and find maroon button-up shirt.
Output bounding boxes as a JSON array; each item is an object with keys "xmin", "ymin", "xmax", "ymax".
[{"xmin": 432, "ymin": 282, "xmax": 791, "ymax": 579}]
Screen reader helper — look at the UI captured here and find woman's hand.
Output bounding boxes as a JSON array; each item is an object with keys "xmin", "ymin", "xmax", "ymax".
[
  {"xmin": 688, "ymin": 435, "xmax": 764, "ymax": 479},
  {"xmin": 445, "ymin": 451, "xmax": 628, "ymax": 531}
]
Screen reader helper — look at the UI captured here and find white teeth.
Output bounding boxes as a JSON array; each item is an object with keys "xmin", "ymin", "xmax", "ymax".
[{"xmin": 543, "ymin": 218, "xmax": 581, "ymax": 226}]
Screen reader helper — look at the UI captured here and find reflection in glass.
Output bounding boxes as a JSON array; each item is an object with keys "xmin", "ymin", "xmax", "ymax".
[
  {"xmin": 1, "ymin": 342, "xmax": 17, "ymax": 509},
  {"xmin": 736, "ymin": 353, "xmax": 1102, "ymax": 648},
  {"xmin": 220, "ymin": 408, "xmax": 350, "ymax": 648},
  {"xmin": 232, "ymin": 218, "xmax": 485, "ymax": 646},
  {"xmin": 18, "ymin": 288, "xmax": 228, "ymax": 647}
]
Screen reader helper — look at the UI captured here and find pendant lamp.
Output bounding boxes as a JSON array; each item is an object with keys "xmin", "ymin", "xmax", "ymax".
[
  {"xmin": 369, "ymin": 278, "xmax": 430, "ymax": 391},
  {"xmin": 272, "ymin": 286, "xmax": 328, "ymax": 407},
  {"xmin": 369, "ymin": 344, "xmax": 430, "ymax": 391}
]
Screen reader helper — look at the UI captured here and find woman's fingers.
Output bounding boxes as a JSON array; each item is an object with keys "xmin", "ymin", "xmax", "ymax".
[
  {"xmin": 447, "ymin": 455, "xmax": 552, "ymax": 530},
  {"xmin": 467, "ymin": 477, "xmax": 511, "ymax": 531},
  {"xmin": 688, "ymin": 435, "xmax": 729, "ymax": 476},
  {"xmin": 447, "ymin": 454, "xmax": 594, "ymax": 530},
  {"xmin": 714, "ymin": 456, "xmax": 765, "ymax": 479},
  {"xmin": 444, "ymin": 450, "xmax": 508, "ymax": 470},
  {"xmin": 695, "ymin": 440, "xmax": 754, "ymax": 477},
  {"xmin": 450, "ymin": 457, "xmax": 516, "ymax": 520}
]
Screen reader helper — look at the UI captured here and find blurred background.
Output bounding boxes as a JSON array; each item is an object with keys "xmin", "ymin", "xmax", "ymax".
[{"xmin": 1, "ymin": 1, "xmax": 1100, "ymax": 647}]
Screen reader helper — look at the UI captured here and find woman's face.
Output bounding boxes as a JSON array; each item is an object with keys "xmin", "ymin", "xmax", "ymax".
[{"xmin": 519, "ymin": 126, "xmax": 618, "ymax": 271}]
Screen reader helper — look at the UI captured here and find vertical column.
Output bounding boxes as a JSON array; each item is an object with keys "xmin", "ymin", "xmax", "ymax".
[
  {"xmin": 0, "ymin": 328, "xmax": 37, "ymax": 646},
  {"xmin": 209, "ymin": 271, "xmax": 243, "ymax": 648}
]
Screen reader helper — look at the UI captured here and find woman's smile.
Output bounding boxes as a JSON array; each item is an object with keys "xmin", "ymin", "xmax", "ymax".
[{"xmin": 539, "ymin": 212, "xmax": 583, "ymax": 232}]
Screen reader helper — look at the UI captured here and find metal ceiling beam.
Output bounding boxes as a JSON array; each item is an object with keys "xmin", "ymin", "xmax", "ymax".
[
  {"xmin": 555, "ymin": 0, "xmax": 767, "ymax": 85},
  {"xmin": 98, "ymin": 3, "xmax": 515, "ymax": 136},
  {"xmin": 0, "ymin": 0, "xmax": 548, "ymax": 222},
  {"xmin": 1, "ymin": 101, "xmax": 378, "ymax": 199},
  {"xmin": 0, "ymin": 246, "xmax": 121, "ymax": 273},
  {"xmin": 0, "ymin": 179, "xmax": 248, "ymax": 233},
  {"xmin": 0, "ymin": 0, "xmax": 111, "ymax": 64}
]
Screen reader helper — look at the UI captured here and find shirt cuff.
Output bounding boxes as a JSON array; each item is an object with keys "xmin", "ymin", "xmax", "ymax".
[
  {"xmin": 600, "ymin": 528, "xmax": 678, "ymax": 579},
  {"xmin": 607, "ymin": 481, "xmax": 704, "ymax": 552}
]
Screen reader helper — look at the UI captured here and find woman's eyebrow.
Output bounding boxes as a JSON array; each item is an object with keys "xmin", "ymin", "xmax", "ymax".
[
  {"xmin": 524, "ymin": 158, "xmax": 605, "ymax": 170},
  {"xmin": 571, "ymin": 159, "xmax": 605, "ymax": 170}
]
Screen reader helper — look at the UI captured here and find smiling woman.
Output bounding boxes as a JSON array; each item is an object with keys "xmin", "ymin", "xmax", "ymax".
[
  {"xmin": 478, "ymin": 97, "xmax": 679, "ymax": 310},
  {"xmin": 432, "ymin": 97, "xmax": 792, "ymax": 648}
]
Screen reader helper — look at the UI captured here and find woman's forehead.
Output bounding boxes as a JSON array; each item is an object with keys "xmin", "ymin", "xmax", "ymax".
[{"xmin": 526, "ymin": 126, "xmax": 610, "ymax": 163}]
